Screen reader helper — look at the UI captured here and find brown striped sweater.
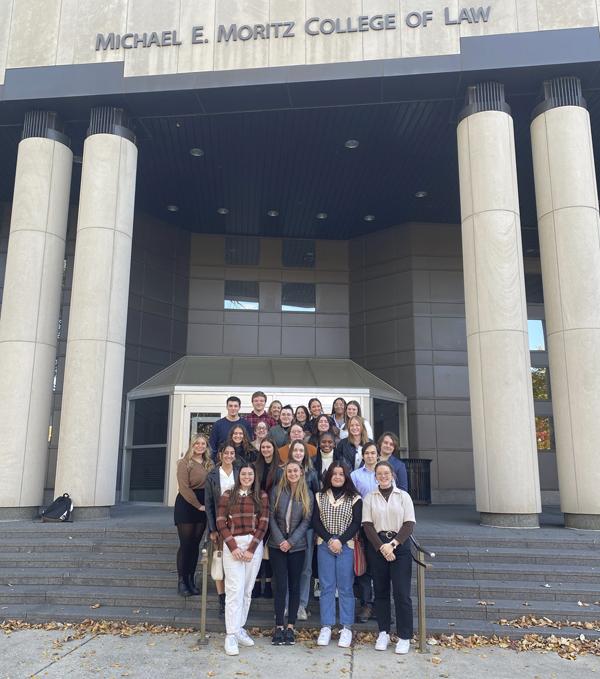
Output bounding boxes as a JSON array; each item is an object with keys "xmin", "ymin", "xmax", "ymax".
[{"xmin": 216, "ymin": 490, "xmax": 269, "ymax": 554}]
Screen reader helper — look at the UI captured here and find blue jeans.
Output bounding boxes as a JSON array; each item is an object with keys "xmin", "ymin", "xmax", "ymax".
[
  {"xmin": 299, "ymin": 528, "xmax": 314, "ymax": 608},
  {"xmin": 317, "ymin": 542, "xmax": 355, "ymax": 627}
]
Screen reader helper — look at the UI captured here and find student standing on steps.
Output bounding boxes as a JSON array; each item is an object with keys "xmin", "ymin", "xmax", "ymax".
[
  {"xmin": 268, "ymin": 460, "xmax": 313, "ymax": 646},
  {"xmin": 174, "ymin": 434, "xmax": 214, "ymax": 597},
  {"xmin": 243, "ymin": 390, "xmax": 277, "ymax": 431},
  {"xmin": 270, "ymin": 404, "xmax": 295, "ymax": 448},
  {"xmin": 312, "ymin": 462, "xmax": 362, "ymax": 649},
  {"xmin": 205, "ymin": 443, "xmax": 238, "ymax": 617},
  {"xmin": 209, "ymin": 396, "xmax": 252, "ymax": 461},
  {"xmin": 362, "ymin": 460, "xmax": 416, "ymax": 655},
  {"xmin": 216, "ymin": 464, "xmax": 269, "ymax": 657}
]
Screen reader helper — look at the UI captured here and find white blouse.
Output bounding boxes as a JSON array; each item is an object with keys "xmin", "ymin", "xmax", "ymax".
[{"xmin": 362, "ymin": 486, "xmax": 416, "ymax": 532}]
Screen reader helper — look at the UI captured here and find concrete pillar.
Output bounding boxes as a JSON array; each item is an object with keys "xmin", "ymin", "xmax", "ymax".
[
  {"xmin": 457, "ymin": 83, "xmax": 541, "ymax": 528},
  {"xmin": 54, "ymin": 108, "xmax": 137, "ymax": 516},
  {"xmin": 531, "ymin": 77, "xmax": 600, "ymax": 530},
  {"xmin": 0, "ymin": 112, "xmax": 72, "ymax": 518}
]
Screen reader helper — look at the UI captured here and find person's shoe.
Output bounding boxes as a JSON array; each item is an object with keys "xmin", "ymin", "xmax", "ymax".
[
  {"xmin": 296, "ymin": 605, "xmax": 308, "ymax": 621},
  {"xmin": 375, "ymin": 631, "xmax": 390, "ymax": 651},
  {"xmin": 313, "ymin": 579, "xmax": 321, "ymax": 598},
  {"xmin": 395, "ymin": 638, "xmax": 410, "ymax": 655},
  {"xmin": 338, "ymin": 628, "xmax": 353, "ymax": 648},
  {"xmin": 177, "ymin": 576, "xmax": 192, "ymax": 597},
  {"xmin": 357, "ymin": 604, "xmax": 372, "ymax": 623},
  {"xmin": 284, "ymin": 627, "xmax": 296, "ymax": 645},
  {"xmin": 218, "ymin": 593, "xmax": 225, "ymax": 617},
  {"xmin": 224, "ymin": 634, "xmax": 239, "ymax": 656},
  {"xmin": 236, "ymin": 628, "xmax": 255, "ymax": 647},
  {"xmin": 262, "ymin": 581, "xmax": 273, "ymax": 598},
  {"xmin": 252, "ymin": 581, "xmax": 262, "ymax": 598},
  {"xmin": 317, "ymin": 626, "xmax": 332, "ymax": 646},
  {"xmin": 185, "ymin": 574, "xmax": 200, "ymax": 596},
  {"xmin": 272, "ymin": 627, "xmax": 285, "ymax": 645}
]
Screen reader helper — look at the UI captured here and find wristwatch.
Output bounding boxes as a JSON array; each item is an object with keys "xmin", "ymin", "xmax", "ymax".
[{"xmin": 389, "ymin": 539, "xmax": 399, "ymax": 549}]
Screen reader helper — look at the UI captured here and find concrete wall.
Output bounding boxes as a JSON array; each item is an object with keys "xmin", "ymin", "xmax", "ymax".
[
  {"xmin": 187, "ymin": 234, "xmax": 349, "ymax": 358},
  {"xmin": 1, "ymin": 0, "xmax": 600, "ymax": 83}
]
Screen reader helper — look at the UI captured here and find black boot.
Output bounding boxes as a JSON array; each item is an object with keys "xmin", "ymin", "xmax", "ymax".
[
  {"xmin": 263, "ymin": 580, "xmax": 273, "ymax": 598},
  {"xmin": 186, "ymin": 574, "xmax": 200, "ymax": 596},
  {"xmin": 219, "ymin": 593, "xmax": 226, "ymax": 617},
  {"xmin": 178, "ymin": 576, "xmax": 192, "ymax": 597},
  {"xmin": 252, "ymin": 580, "xmax": 262, "ymax": 598}
]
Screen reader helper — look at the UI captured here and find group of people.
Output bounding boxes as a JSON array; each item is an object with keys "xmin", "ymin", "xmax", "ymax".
[{"xmin": 174, "ymin": 391, "xmax": 415, "ymax": 657}]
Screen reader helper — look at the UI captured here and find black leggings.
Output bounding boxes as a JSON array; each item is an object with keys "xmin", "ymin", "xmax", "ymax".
[
  {"xmin": 270, "ymin": 548, "xmax": 305, "ymax": 626},
  {"xmin": 176, "ymin": 519, "xmax": 206, "ymax": 577}
]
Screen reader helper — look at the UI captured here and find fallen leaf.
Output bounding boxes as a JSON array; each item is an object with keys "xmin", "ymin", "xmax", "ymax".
[
  {"xmin": 90, "ymin": 604, "xmax": 101, "ymax": 609},
  {"xmin": 431, "ymin": 657, "xmax": 442, "ymax": 665}
]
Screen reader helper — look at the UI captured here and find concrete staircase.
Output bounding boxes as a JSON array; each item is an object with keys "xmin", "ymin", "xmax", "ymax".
[{"xmin": 0, "ymin": 505, "xmax": 599, "ymax": 638}]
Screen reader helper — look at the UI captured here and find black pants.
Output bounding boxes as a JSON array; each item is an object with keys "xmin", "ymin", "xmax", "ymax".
[
  {"xmin": 367, "ymin": 541, "xmax": 413, "ymax": 639},
  {"xmin": 270, "ymin": 548, "xmax": 305, "ymax": 626},
  {"xmin": 176, "ymin": 517, "xmax": 206, "ymax": 577}
]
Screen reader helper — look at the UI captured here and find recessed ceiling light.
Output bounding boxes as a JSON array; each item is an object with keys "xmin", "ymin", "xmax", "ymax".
[
  {"xmin": 267, "ymin": 209, "xmax": 279, "ymax": 217},
  {"xmin": 364, "ymin": 214, "xmax": 375, "ymax": 222},
  {"xmin": 190, "ymin": 148, "xmax": 204, "ymax": 157},
  {"xmin": 415, "ymin": 190, "xmax": 428, "ymax": 198},
  {"xmin": 166, "ymin": 205, "xmax": 179, "ymax": 212},
  {"xmin": 345, "ymin": 139, "xmax": 360, "ymax": 149},
  {"xmin": 217, "ymin": 207, "xmax": 229, "ymax": 215},
  {"xmin": 316, "ymin": 212, "xmax": 328, "ymax": 220}
]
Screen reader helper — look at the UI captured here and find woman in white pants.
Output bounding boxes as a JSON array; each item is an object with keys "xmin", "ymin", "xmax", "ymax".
[{"xmin": 216, "ymin": 464, "xmax": 269, "ymax": 656}]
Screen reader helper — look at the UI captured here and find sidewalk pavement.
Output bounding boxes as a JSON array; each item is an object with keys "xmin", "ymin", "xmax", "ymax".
[{"xmin": 1, "ymin": 629, "xmax": 598, "ymax": 679}]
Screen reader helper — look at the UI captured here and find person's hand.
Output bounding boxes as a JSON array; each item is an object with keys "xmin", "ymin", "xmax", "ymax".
[
  {"xmin": 231, "ymin": 548, "xmax": 244, "ymax": 561},
  {"xmin": 279, "ymin": 540, "xmax": 291, "ymax": 552},
  {"xmin": 209, "ymin": 531, "xmax": 219, "ymax": 544},
  {"xmin": 198, "ymin": 505, "xmax": 205, "ymax": 512},
  {"xmin": 328, "ymin": 538, "xmax": 342, "ymax": 554},
  {"xmin": 242, "ymin": 550, "xmax": 253, "ymax": 562},
  {"xmin": 385, "ymin": 551, "xmax": 396, "ymax": 562},
  {"xmin": 380, "ymin": 542, "xmax": 394, "ymax": 559}
]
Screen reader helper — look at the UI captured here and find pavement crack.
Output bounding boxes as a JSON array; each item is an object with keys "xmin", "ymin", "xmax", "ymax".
[
  {"xmin": 30, "ymin": 633, "xmax": 99, "ymax": 677},
  {"xmin": 349, "ymin": 641, "xmax": 355, "ymax": 679}
]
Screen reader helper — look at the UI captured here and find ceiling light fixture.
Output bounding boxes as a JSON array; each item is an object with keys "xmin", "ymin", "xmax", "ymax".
[
  {"xmin": 363, "ymin": 214, "xmax": 375, "ymax": 222},
  {"xmin": 345, "ymin": 139, "xmax": 360, "ymax": 149},
  {"xmin": 267, "ymin": 209, "xmax": 279, "ymax": 217},
  {"xmin": 415, "ymin": 190, "xmax": 428, "ymax": 198},
  {"xmin": 166, "ymin": 205, "xmax": 179, "ymax": 212},
  {"xmin": 316, "ymin": 212, "xmax": 328, "ymax": 220},
  {"xmin": 217, "ymin": 207, "xmax": 229, "ymax": 215},
  {"xmin": 190, "ymin": 148, "xmax": 204, "ymax": 157}
]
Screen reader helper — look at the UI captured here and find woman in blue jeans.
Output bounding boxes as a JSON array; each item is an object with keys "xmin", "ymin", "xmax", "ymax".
[{"xmin": 312, "ymin": 462, "xmax": 362, "ymax": 648}]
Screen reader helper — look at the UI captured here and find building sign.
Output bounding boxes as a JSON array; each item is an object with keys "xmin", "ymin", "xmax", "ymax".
[{"xmin": 95, "ymin": 6, "xmax": 492, "ymax": 51}]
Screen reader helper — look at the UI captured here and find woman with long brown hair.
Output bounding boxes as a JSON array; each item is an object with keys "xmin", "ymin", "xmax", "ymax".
[
  {"xmin": 334, "ymin": 415, "xmax": 370, "ymax": 471},
  {"xmin": 174, "ymin": 434, "xmax": 214, "ymax": 597},
  {"xmin": 226, "ymin": 424, "xmax": 257, "ymax": 465},
  {"xmin": 216, "ymin": 463, "xmax": 269, "ymax": 656}
]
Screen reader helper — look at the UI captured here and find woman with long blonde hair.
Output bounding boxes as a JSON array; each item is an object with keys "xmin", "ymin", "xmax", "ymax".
[
  {"xmin": 268, "ymin": 461, "xmax": 314, "ymax": 645},
  {"xmin": 174, "ymin": 433, "xmax": 214, "ymax": 597},
  {"xmin": 334, "ymin": 415, "xmax": 369, "ymax": 471}
]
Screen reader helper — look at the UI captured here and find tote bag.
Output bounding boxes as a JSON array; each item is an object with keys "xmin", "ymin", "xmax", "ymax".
[{"xmin": 353, "ymin": 534, "xmax": 367, "ymax": 577}]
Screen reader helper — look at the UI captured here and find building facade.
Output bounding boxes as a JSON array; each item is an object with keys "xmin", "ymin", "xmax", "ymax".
[{"xmin": 0, "ymin": 0, "xmax": 599, "ymax": 529}]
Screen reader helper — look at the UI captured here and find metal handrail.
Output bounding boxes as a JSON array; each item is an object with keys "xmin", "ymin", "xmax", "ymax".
[
  {"xmin": 409, "ymin": 535, "xmax": 436, "ymax": 653},
  {"xmin": 197, "ymin": 543, "xmax": 210, "ymax": 645}
]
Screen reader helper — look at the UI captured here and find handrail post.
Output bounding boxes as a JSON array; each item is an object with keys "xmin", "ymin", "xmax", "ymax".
[
  {"xmin": 416, "ymin": 548, "xmax": 428, "ymax": 653},
  {"xmin": 197, "ymin": 545, "xmax": 209, "ymax": 646}
]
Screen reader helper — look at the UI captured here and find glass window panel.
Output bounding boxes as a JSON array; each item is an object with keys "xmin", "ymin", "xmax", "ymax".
[
  {"xmin": 528, "ymin": 320, "xmax": 546, "ymax": 351},
  {"xmin": 225, "ymin": 237, "xmax": 260, "ymax": 265},
  {"xmin": 129, "ymin": 447, "xmax": 166, "ymax": 502},
  {"xmin": 281, "ymin": 282, "xmax": 316, "ymax": 312},
  {"xmin": 132, "ymin": 396, "xmax": 169, "ymax": 446},
  {"xmin": 531, "ymin": 367, "xmax": 550, "ymax": 400},
  {"xmin": 282, "ymin": 239, "xmax": 316, "ymax": 268},
  {"xmin": 224, "ymin": 280, "xmax": 259, "ymax": 310},
  {"xmin": 535, "ymin": 416, "xmax": 554, "ymax": 451},
  {"xmin": 189, "ymin": 412, "xmax": 222, "ymax": 441},
  {"xmin": 525, "ymin": 274, "xmax": 544, "ymax": 304}
]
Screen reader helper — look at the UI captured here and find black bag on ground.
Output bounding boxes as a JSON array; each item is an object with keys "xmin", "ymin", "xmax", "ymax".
[{"xmin": 41, "ymin": 493, "xmax": 73, "ymax": 522}]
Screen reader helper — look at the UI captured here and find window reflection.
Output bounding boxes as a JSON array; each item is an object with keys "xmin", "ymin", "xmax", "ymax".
[
  {"xmin": 531, "ymin": 367, "xmax": 550, "ymax": 400},
  {"xmin": 528, "ymin": 320, "xmax": 546, "ymax": 351},
  {"xmin": 535, "ymin": 416, "xmax": 554, "ymax": 451}
]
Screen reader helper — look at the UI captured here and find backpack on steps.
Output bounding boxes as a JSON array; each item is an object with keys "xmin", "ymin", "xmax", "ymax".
[{"xmin": 41, "ymin": 493, "xmax": 73, "ymax": 522}]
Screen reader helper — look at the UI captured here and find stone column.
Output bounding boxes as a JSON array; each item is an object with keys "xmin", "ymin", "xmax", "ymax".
[
  {"xmin": 54, "ymin": 108, "xmax": 137, "ymax": 516},
  {"xmin": 457, "ymin": 83, "xmax": 541, "ymax": 528},
  {"xmin": 0, "ymin": 112, "xmax": 72, "ymax": 518},
  {"xmin": 530, "ymin": 77, "xmax": 600, "ymax": 530}
]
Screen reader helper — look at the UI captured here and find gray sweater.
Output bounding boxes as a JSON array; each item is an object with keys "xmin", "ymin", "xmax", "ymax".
[{"xmin": 268, "ymin": 486, "xmax": 313, "ymax": 553}]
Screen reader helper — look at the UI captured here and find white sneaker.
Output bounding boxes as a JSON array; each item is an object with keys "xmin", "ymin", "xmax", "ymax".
[
  {"xmin": 317, "ymin": 626, "xmax": 332, "ymax": 646},
  {"xmin": 338, "ymin": 628, "xmax": 353, "ymax": 648},
  {"xmin": 395, "ymin": 638, "xmax": 410, "ymax": 655},
  {"xmin": 236, "ymin": 628, "xmax": 255, "ymax": 647},
  {"xmin": 375, "ymin": 631, "xmax": 390, "ymax": 651},
  {"xmin": 297, "ymin": 605, "xmax": 308, "ymax": 621},
  {"xmin": 313, "ymin": 580, "xmax": 321, "ymax": 598},
  {"xmin": 224, "ymin": 634, "xmax": 239, "ymax": 656}
]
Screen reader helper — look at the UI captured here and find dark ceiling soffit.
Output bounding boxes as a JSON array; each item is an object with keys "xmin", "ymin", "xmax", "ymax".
[{"xmin": 0, "ymin": 26, "xmax": 599, "ymax": 111}]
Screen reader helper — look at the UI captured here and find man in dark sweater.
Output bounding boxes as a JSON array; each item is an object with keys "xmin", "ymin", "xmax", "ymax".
[
  {"xmin": 269, "ymin": 404, "xmax": 294, "ymax": 447},
  {"xmin": 209, "ymin": 396, "xmax": 252, "ymax": 460}
]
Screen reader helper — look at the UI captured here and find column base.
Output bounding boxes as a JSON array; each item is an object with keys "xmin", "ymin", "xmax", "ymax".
[
  {"xmin": 480, "ymin": 512, "xmax": 539, "ymax": 528},
  {"xmin": 564, "ymin": 513, "xmax": 600, "ymax": 531},
  {"xmin": 0, "ymin": 506, "xmax": 39, "ymax": 520},
  {"xmin": 73, "ymin": 506, "xmax": 111, "ymax": 520}
]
